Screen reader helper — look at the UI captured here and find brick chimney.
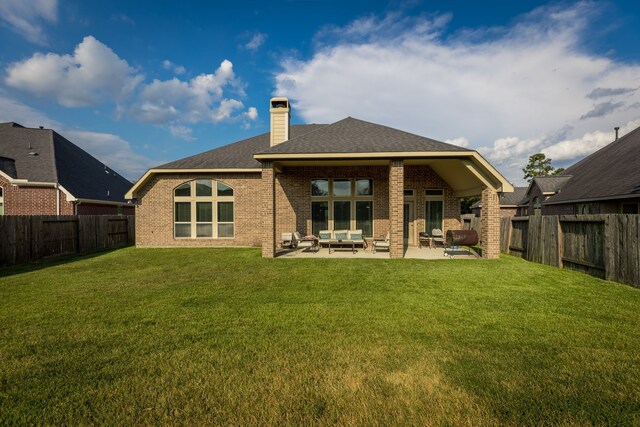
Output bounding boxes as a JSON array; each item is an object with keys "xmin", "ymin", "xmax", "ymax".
[{"xmin": 270, "ymin": 97, "xmax": 290, "ymax": 146}]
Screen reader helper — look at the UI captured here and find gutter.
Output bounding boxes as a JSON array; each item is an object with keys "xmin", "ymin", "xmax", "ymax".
[{"xmin": 544, "ymin": 193, "xmax": 640, "ymax": 205}]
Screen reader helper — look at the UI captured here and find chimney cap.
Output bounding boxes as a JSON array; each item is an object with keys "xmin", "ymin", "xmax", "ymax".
[{"xmin": 270, "ymin": 97, "xmax": 289, "ymax": 109}]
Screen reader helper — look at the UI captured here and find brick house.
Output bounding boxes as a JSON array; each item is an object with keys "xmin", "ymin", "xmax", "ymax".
[
  {"xmin": 520, "ymin": 176, "xmax": 572, "ymax": 216},
  {"xmin": 126, "ymin": 97, "xmax": 513, "ymax": 259},
  {"xmin": 0, "ymin": 122, "xmax": 134, "ymax": 215}
]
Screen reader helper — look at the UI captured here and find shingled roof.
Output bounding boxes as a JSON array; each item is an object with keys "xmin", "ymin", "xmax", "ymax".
[
  {"xmin": 257, "ymin": 117, "xmax": 470, "ymax": 155},
  {"xmin": 159, "ymin": 124, "xmax": 325, "ymax": 169},
  {"xmin": 546, "ymin": 126, "xmax": 640, "ymax": 204},
  {"xmin": 471, "ymin": 186, "xmax": 527, "ymax": 209},
  {"xmin": 0, "ymin": 122, "xmax": 133, "ymax": 203},
  {"xmin": 530, "ymin": 175, "xmax": 573, "ymax": 194}
]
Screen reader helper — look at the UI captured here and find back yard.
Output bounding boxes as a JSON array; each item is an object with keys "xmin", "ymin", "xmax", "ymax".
[{"xmin": 1, "ymin": 248, "xmax": 639, "ymax": 426}]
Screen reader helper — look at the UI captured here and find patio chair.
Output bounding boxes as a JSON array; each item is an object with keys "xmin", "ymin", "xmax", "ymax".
[
  {"xmin": 431, "ymin": 229, "xmax": 445, "ymax": 248},
  {"xmin": 293, "ymin": 231, "xmax": 318, "ymax": 253},
  {"xmin": 280, "ymin": 232, "xmax": 295, "ymax": 249},
  {"xmin": 372, "ymin": 233, "xmax": 390, "ymax": 254}
]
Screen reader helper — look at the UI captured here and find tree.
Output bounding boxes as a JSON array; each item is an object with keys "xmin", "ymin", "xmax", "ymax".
[
  {"xmin": 522, "ymin": 153, "xmax": 564, "ymax": 183},
  {"xmin": 460, "ymin": 196, "xmax": 480, "ymax": 214}
]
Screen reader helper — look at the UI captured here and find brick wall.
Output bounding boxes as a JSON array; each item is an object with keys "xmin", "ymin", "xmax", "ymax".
[
  {"xmin": 134, "ymin": 172, "xmax": 263, "ymax": 248},
  {"xmin": 0, "ymin": 176, "xmax": 74, "ymax": 215},
  {"xmin": 404, "ymin": 165, "xmax": 461, "ymax": 235},
  {"xmin": 481, "ymin": 187, "xmax": 500, "ymax": 259},
  {"xmin": 262, "ymin": 163, "xmax": 276, "ymax": 258},
  {"xmin": 389, "ymin": 160, "xmax": 404, "ymax": 258}
]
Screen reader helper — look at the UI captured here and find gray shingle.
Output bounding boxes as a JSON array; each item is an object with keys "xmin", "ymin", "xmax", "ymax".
[
  {"xmin": 0, "ymin": 122, "xmax": 133, "ymax": 203},
  {"xmin": 530, "ymin": 176, "xmax": 573, "ymax": 194},
  {"xmin": 471, "ymin": 186, "xmax": 527, "ymax": 209},
  {"xmin": 159, "ymin": 124, "xmax": 326, "ymax": 169},
  {"xmin": 257, "ymin": 117, "xmax": 470, "ymax": 155},
  {"xmin": 546, "ymin": 126, "xmax": 640, "ymax": 203}
]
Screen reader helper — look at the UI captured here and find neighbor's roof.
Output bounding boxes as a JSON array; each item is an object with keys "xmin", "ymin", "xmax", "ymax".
[
  {"xmin": 530, "ymin": 175, "xmax": 573, "ymax": 194},
  {"xmin": 160, "ymin": 124, "xmax": 325, "ymax": 169},
  {"xmin": 256, "ymin": 117, "xmax": 470, "ymax": 155},
  {"xmin": 546, "ymin": 125, "xmax": 640, "ymax": 204},
  {"xmin": 471, "ymin": 186, "xmax": 527, "ymax": 209},
  {"xmin": 0, "ymin": 122, "xmax": 133, "ymax": 203}
]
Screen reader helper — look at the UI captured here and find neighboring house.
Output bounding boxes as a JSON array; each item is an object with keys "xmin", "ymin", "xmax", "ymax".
[
  {"xmin": 520, "ymin": 176, "xmax": 573, "ymax": 216},
  {"xmin": 126, "ymin": 97, "xmax": 513, "ymax": 259},
  {"xmin": 0, "ymin": 122, "xmax": 134, "ymax": 215},
  {"xmin": 471, "ymin": 187, "xmax": 528, "ymax": 218},
  {"xmin": 542, "ymin": 126, "xmax": 640, "ymax": 215}
]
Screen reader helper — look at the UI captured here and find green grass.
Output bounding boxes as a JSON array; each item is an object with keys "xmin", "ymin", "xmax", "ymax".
[{"xmin": 1, "ymin": 248, "xmax": 639, "ymax": 426}]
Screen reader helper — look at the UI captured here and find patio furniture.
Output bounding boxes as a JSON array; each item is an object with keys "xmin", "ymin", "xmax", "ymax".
[
  {"xmin": 318, "ymin": 229, "xmax": 366, "ymax": 251},
  {"xmin": 280, "ymin": 232, "xmax": 295, "ymax": 249},
  {"xmin": 328, "ymin": 239, "xmax": 356, "ymax": 254},
  {"xmin": 418, "ymin": 232, "xmax": 432, "ymax": 249},
  {"xmin": 372, "ymin": 233, "xmax": 390, "ymax": 254},
  {"xmin": 293, "ymin": 232, "xmax": 319, "ymax": 253},
  {"xmin": 431, "ymin": 228, "xmax": 445, "ymax": 248}
]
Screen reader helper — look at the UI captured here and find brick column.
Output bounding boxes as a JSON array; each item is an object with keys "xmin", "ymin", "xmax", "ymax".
[
  {"xmin": 262, "ymin": 162, "xmax": 276, "ymax": 258},
  {"xmin": 481, "ymin": 186, "xmax": 500, "ymax": 259},
  {"xmin": 389, "ymin": 159, "xmax": 404, "ymax": 258}
]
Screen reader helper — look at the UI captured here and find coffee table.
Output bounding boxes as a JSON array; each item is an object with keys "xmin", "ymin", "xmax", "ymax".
[{"xmin": 328, "ymin": 239, "xmax": 356, "ymax": 254}]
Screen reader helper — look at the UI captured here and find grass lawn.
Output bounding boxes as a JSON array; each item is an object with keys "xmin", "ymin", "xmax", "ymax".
[{"xmin": 1, "ymin": 248, "xmax": 639, "ymax": 426}]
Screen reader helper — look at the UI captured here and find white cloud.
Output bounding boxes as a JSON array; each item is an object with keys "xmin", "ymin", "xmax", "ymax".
[
  {"xmin": 169, "ymin": 125, "xmax": 194, "ymax": 141},
  {"xmin": 0, "ymin": 0, "xmax": 57, "ymax": 44},
  {"xmin": 130, "ymin": 59, "xmax": 255, "ymax": 127},
  {"xmin": 5, "ymin": 36, "xmax": 143, "ymax": 107},
  {"xmin": 245, "ymin": 33, "xmax": 267, "ymax": 51},
  {"xmin": 64, "ymin": 130, "xmax": 159, "ymax": 180},
  {"xmin": 274, "ymin": 3, "xmax": 640, "ymax": 184},
  {"xmin": 0, "ymin": 95, "xmax": 157, "ymax": 179},
  {"xmin": 162, "ymin": 59, "xmax": 186, "ymax": 75}
]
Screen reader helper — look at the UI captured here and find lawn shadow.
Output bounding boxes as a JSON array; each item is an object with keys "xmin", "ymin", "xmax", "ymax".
[{"xmin": 0, "ymin": 247, "xmax": 129, "ymax": 278}]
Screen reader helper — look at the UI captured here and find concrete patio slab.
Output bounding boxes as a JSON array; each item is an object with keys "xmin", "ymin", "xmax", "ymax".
[{"xmin": 276, "ymin": 246, "xmax": 479, "ymax": 260}]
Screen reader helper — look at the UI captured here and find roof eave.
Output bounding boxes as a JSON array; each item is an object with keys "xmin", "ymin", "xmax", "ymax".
[{"xmin": 544, "ymin": 193, "xmax": 640, "ymax": 205}]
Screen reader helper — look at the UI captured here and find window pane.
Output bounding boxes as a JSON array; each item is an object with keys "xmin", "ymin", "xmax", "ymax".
[
  {"xmin": 196, "ymin": 202, "xmax": 212, "ymax": 222},
  {"xmin": 175, "ymin": 202, "xmax": 191, "ymax": 222},
  {"xmin": 174, "ymin": 183, "xmax": 191, "ymax": 197},
  {"xmin": 333, "ymin": 201, "xmax": 351, "ymax": 229},
  {"xmin": 403, "ymin": 189, "xmax": 414, "ymax": 197},
  {"xmin": 218, "ymin": 223, "xmax": 234, "ymax": 238},
  {"xmin": 196, "ymin": 180, "xmax": 212, "ymax": 196},
  {"xmin": 356, "ymin": 179, "xmax": 372, "ymax": 196},
  {"xmin": 311, "ymin": 179, "xmax": 329, "ymax": 196},
  {"xmin": 333, "ymin": 179, "xmax": 351, "ymax": 197},
  {"xmin": 218, "ymin": 202, "xmax": 234, "ymax": 222},
  {"xmin": 175, "ymin": 223, "xmax": 191, "ymax": 238},
  {"xmin": 425, "ymin": 189, "xmax": 444, "ymax": 196},
  {"xmin": 426, "ymin": 200, "xmax": 443, "ymax": 233},
  {"xmin": 217, "ymin": 182, "xmax": 233, "ymax": 197},
  {"xmin": 622, "ymin": 203, "xmax": 639, "ymax": 214},
  {"xmin": 311, "ymin": 201, "xmax": 328, "ymax": 236},
  {"xmin": 196, "ymin": 224, "xmax": 213, "ymax": 238},
  {"xmin": 356, "ymin": 201, "xmax": 373, "ymax": 237}
]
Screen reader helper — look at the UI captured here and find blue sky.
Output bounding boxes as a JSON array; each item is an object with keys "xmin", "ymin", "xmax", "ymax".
[{"xmin": 1, "ymin": 0, "xmax": 639, "ymax": 184}]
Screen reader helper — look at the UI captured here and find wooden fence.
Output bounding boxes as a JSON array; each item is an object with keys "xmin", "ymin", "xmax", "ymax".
[
  {"xmin": 499, "ymin": 214, "xmax": 639, "ymax": 287},
  {"xmin": 0, "ymin": 215, "xmax": 135, "ymax": 267},
  {"xmin": 461, "ymin": 214, "xmax": 482, "ymax": 241}
]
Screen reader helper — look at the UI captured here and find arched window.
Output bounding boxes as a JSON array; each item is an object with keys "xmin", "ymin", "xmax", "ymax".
[{"xmin": 173, "ymin": 179, "xmax": 234, "ymax": 239}]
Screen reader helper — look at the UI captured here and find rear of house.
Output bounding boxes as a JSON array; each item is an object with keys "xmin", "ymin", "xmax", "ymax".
[{"xmin": 127, "ymin": 97, "xmax": 513, "ymax": 258}]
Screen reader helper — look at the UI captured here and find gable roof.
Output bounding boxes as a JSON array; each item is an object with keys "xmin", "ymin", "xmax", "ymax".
[
  {"xmin": 0, "ymin": 122, "xmax": 133, "ymax": 204},
  {"xmin": 257, "ymin": 117, "xmax": 470, "ymax": 155},
  {"xmin": 546, "ymin": 126, "xmax": 640, "ymax": 204},
  {"xmin": 471, "ymin": 186, "xmax": 527, "ymax": 209},
  {"xmin": 159, "ymin": 124, "xmax": 325, "ymax": 170},
  {"xmin": 528, "ymin": 175, "xmax": 573, "ymax": 195}
]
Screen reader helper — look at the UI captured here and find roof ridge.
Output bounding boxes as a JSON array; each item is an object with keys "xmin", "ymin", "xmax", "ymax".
[
  {"xmin": 254, "ymin": 121, "xmax": 335, "ymax": 153},
  {"xmin": 48, "ymin": 130, "xmax": 60, "ymax": 184}
]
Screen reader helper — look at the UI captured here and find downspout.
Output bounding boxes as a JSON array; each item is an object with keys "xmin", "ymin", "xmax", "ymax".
[{"xmin": 55, "ymin": 183, "xmax": 60, "ymax": 216}]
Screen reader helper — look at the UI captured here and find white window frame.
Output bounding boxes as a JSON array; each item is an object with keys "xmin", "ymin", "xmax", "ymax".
[
  {"xmin": 310, "ymin": 178, "xmax": 374, "ymax": 237},
  {"xmin": 173, "ymin": 180, "xmax": 235, "ymax": 239}
]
